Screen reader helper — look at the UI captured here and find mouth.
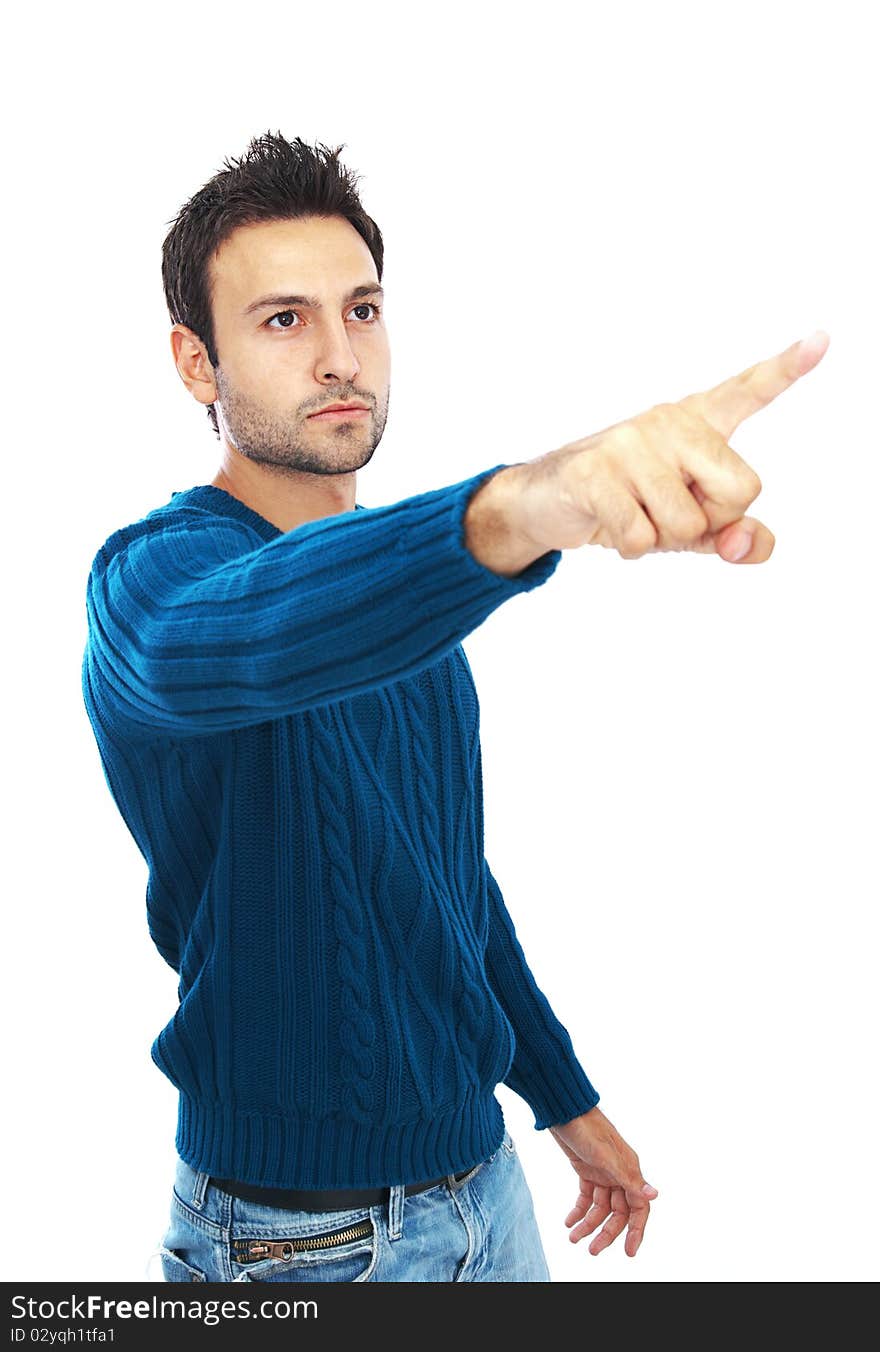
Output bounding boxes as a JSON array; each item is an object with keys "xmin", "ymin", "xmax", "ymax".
[{"xmin": 308, "ymin": 404, "xmax": 370, "ymax": 421}]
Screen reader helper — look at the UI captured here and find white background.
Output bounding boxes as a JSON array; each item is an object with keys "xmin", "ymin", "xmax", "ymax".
[{"xmin": 4, "ymin": 0, "xmax": 877, "ymax": 1284}]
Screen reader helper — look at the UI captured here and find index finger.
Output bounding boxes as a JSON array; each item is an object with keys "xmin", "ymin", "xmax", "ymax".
[{"xmin": 679, "ymin": 329, "xmax": 830, "ymax": 441}]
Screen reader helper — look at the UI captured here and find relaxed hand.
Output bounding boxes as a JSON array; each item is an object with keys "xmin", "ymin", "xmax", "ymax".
[{"xmin": 550, "ymin": 1106, "xmax": 658, "ymax": 1257}]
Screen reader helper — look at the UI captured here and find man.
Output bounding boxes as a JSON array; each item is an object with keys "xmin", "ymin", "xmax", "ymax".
[{"xmin": 81, "ymin": 131, "xmax": 828, "ymax": 1283}]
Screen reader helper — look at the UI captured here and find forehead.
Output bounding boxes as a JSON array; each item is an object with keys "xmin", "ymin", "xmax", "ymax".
[{"xmin": 209, "ymin": 216, "xmax": 377, "ymax": 312}]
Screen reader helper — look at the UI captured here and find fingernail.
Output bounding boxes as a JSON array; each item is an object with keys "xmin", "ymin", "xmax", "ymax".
[
  {"xmin": 642, "ymin": 1182, "xmax": 658, "ymax": 1196},
  {"xmin": 796, "ymin": 330, "xmax": 830, "ymax": 373},
  {"xmin": 800, "ymin": 329, "xmax": 829, "ymax": 353},
  {"xmin": 728, "ymin": 528, "xmax": 752, "ymax": 561}
]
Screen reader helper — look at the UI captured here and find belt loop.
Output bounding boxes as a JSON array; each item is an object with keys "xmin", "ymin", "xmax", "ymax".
[
  {"xmin": 387, "ymin": 1183, "xmax": 405, "ymax": 1242},
  {"xmin": 190, "ymin": 1168, "xmax": 210, "ymax": 1210},
  {"xmin": 447, "ymin": 1159, "xmax": 484, "ymax": 1193}
]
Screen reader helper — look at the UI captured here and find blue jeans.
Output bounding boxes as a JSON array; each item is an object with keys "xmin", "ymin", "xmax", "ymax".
[{"xmin": 147, "ymin": 1128, "xmax": 550, "ymax": 1282}]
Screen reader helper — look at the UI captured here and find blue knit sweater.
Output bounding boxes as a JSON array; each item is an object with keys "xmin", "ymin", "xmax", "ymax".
[{"xmin": 81, "ymin": 462, "xmax": 599, "ymax": 1189}]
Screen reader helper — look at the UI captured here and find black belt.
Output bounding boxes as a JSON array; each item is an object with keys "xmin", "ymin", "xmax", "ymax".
[{"xmin": 211, "ymin": 1165, "xmax": 479, "ymax": 1213}]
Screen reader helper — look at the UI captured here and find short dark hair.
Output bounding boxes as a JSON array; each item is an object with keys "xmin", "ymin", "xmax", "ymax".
[{"xmin": 161, "ymin": 130, "xmax": 384, "ymax": 439}]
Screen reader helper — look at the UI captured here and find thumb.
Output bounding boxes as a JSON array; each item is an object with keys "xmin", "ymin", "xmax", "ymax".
[
  {"xmin": 625, "ymin": 1171, "xmax": 659, "ymax": 1203},
  {"xmin": 718, "ymin": 520, "xmax": 755, "ymax": 563},
  {"xmin": 686, "ymin": 483, "xmax": 774, "ymax": 564},
  {"xmin": 711, "ymin": 516, "xmax": 775, "ymax": 564}
]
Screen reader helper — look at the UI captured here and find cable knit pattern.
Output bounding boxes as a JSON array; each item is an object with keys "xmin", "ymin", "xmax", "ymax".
[
  {"xmin": 82, "ymin": 464, "xmax": 600, "ymax": 1188},
  {"xmin": 311, "ymin": 703, "xmax": 377, "ymax": 1121},
  {"xmin": 398, "ymin": 675, "xmax": 466, "ymax": 1097},
  {"xmin": 366, "ymin": 691, "xmax": 414, "ymax": 1120},
  {"xmin": 448, "ymin": 713, "xmax": 490, "ymax": 1082}
]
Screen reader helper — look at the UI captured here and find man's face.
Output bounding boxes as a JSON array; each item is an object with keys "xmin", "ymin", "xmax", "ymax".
[{"xmin": 205, "ymin": 215, "xmax": 390, "ymax": 475}]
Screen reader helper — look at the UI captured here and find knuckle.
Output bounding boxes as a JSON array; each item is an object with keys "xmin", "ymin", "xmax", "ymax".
[
  {"xmin": 647, "ymin": 474, "xmax": 707, "ymax": 544},
  {"xmin": 676, "ymin": 392, "xmax": 704, "ymax": 420},
  {"xmin": 645, "ymin": 468, "xmax": 677, "ymax": 503},
  {"xmin": 642, "ymin": 463, "xmax": 725, "ymax": 542},
  {"xmin": 681, "ymin": 507, "xmax": 710, "ymax": 543},
  {"xmin": 608, "ymin": 424, "xmax": 643, "ymax": 462},
  {"xmin": 610, "ymin": 420, "xmax": 647, "ymax": 457},
  {"xmin": 620, "ymin": 520, "xmax": 655, "ymax": 559},
  {"xmin": 650, "ymin": 400, "xmax": 682, "ymax": 424},
  {"xmin": 637, "ymin": 401, "xmax": 684, "ymax": 444}
]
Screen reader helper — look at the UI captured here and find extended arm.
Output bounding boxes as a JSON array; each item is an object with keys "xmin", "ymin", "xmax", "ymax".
[{"xmin": 84, "ymin": 464, "xmax": 561, "ymax": 740}]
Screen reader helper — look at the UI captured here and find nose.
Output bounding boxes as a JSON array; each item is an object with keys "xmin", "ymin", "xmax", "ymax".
[{"xmin": 313, "ymin": 317, "xmax": 359, "ymax": 386}]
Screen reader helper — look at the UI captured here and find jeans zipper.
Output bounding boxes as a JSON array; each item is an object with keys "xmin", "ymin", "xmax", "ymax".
[{"xmin": 231, "ymin": 1218, "xmax": 374, "ymax": 1262}]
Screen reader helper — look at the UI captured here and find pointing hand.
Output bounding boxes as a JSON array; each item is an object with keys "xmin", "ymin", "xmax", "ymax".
[{"xmin": 514, "ymin": 330, "xmax": 830, "ymax": 564}]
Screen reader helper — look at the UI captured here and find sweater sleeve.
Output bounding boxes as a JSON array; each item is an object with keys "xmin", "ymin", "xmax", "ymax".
[
  {"xmin": 84, "ymin": 464, "xmax": 561, "ymax": 739},
  {"xmin": 484, "ymin": 858, "xmax": 601, "ymax": 1130},
  {"xmin": 467, "ymin": 721, "xmax": 600, "ymax": 1129}
]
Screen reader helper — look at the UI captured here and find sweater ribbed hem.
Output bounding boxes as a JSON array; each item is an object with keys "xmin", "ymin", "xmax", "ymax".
[{"xmin": 175, "ymin": 1087, "xmax": 506, "ymax": 1190}]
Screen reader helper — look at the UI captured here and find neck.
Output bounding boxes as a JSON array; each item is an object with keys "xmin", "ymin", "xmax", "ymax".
[{"xmin": 209, "ymin": 456, "xmax": 356, "ymax": 533}]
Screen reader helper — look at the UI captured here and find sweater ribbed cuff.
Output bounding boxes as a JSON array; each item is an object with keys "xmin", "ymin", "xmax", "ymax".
[
  {"xmin": 447, "ymin": 462, "xmax": 562, "ymax": 593},
  {"xmin": 509, "ymin": 1051, "xmax": 601, "ymax": 1131}
]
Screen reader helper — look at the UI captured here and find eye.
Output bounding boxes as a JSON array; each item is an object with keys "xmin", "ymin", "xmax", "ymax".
[
  {"xmin": 265, "ymin": 301, "xmax": 382, "ymax": 330},
  {"xmin": 265, "ymin": 309, "xmax": 302, "ymax": 330},
  {"xmin": 348, "ymin": 302, "xmax": 381, "ymax": 322}
]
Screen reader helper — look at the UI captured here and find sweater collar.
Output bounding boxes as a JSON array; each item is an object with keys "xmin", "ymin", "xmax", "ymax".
[{"xmin": 171, "ymin": 483, "xmax": 364, "ymax": 543}]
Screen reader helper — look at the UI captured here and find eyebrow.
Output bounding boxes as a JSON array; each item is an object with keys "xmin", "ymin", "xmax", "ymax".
[{"xmin": 243, "ymin": 282, "xmax": 384, "ymax": 317}]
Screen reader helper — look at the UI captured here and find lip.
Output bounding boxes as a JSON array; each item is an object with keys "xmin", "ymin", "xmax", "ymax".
[{"xmin": 308, "ymin": 404, "xmax": 370, "ymax": 419}]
